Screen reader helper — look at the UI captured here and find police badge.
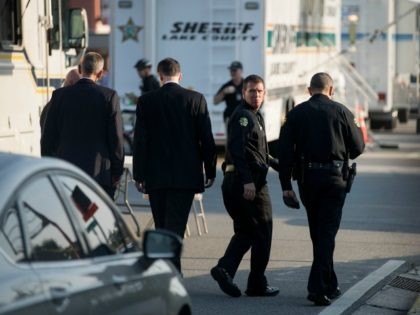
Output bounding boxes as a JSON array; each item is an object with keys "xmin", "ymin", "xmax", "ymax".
[{"xmin": 239, "ymin": 117, "xmax": 248, "ymax": 127}]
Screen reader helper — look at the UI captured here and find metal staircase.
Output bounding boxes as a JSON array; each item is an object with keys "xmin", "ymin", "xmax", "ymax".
[{"xmin": 333, "ymin": 53, "xmax": 379, "ymax": 115}]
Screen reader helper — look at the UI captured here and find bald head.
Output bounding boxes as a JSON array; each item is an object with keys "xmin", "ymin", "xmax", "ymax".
[
  {"xmin": 63, "ymin": 69, "xmax": 81, "ymax": 87},
  {"xmin": 309, "ymin": 72, "xmax": 334, "ymax": 97}
]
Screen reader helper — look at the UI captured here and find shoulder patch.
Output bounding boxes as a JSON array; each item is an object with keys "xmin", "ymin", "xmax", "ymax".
[{"xmin": 239, "ymin": 117, "xmax": 248, "ymax": 127}]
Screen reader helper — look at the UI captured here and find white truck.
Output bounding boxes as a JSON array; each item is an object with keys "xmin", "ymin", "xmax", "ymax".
[
  {"xmin": 342, "ymin": 0, "xmax": 420, "ymax": 130},
  {"xmin": 109, "ymin": 0, "xmax": 344, "ymax": 145},
  {"xmin": 0, "ymin": 0, "xmax": 88, "ymax": 155}
]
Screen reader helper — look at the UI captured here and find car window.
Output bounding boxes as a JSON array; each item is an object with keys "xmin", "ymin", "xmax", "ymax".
[
  {"xmin": 0, "ymin": 206, "xmax": 25, "ymax": 262},
  {"xmin": 19, "ymin": 176, "xmax": 83, "ymax": 261},
  {"xmin": 58, "ymin": 175, "xmax": 134, "ymax": 257}
]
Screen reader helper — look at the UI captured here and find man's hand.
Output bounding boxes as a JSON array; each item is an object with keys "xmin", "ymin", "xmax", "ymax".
[
  {"xmin": 135, "ymin": 181, "xmax": 146, "ymax": 193},
  {"xmin": 214, "ymin": 86, "xmax": 235, "ymax": 104},
  {"xmin": 282, "ymin": 190, "xmax": 300, "ymax": 209},
  {"xmin": 223, "ymin": 86, "xmax": 235, "ymax": 95},
  {"xmin": 204, "ymin": 178, "xmax": 215, "ymax": 188},
  {"xmin": 243, "ymin": 182, "xmax": 256, "ymax": 200},
  {"xmin": 268, "ymin": 155, "xmax": 280, "ymax": 172}
]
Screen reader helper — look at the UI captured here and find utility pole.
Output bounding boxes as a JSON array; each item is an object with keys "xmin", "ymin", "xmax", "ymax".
[
  {"xmin": 416, "ymin": 6, "xmax": 420, "ymax": 133},
  {"xmin": 388, "ymin": 0, "xmax": 396, "ymax": 115}
]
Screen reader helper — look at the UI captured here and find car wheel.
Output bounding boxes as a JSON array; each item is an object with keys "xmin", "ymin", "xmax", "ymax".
[
  {"xmin": 398, "ymin": 108, "xmax": 409, "ymax": 123},
  {"xmin": 384, "ymin": 119, "xmax": 396, "ymax": 130},
  {"xmin": 370, "ymin": 120, "xmax": 382, "ymax": 130},
  {"xmin": 178, "ymin": 305, "xmax": 192, "ymax": 315}
]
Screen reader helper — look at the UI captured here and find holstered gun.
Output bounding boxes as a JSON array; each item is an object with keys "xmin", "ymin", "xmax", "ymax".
[{"xmin": 345, "ymin": 162, "xmax": 357, "ymax": 193}]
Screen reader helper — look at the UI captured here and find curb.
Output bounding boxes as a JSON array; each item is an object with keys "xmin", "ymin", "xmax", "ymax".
[{"xmin": 408, "ymin": 294, "xmax": 420, "ymax": 314}]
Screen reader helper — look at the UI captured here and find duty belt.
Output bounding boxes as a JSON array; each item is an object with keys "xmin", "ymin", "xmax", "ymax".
[
  {"xmin": 225, "ymin": 164, "xmax": 236, "ymax": 172},
  {"xmin": 306, "ymin": 160, "xmax": 344, "ymax": 170}
]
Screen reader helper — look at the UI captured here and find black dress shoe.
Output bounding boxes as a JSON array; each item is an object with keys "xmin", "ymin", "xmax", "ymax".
[
  {"xmin": 307, "ymin": 293, "xmax": 331, "ymax": 306},
  {"xmin": 326, "ymin": 288, "xmax": 341, "ymax": 300},
  {"xmin": 245, "ymin": 285, "xmax": 280, "ymax": 297},
  {"xmin": 210, "ymin": 266, "xmax": 241, "ymax": 297}
]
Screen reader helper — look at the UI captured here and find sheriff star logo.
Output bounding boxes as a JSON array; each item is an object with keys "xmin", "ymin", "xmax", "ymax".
[
  {"xmin": 118, "ymin": 17, "xmax": 143, "ymax": 42},
  {"xmin": 239, "ymin": 117, "xmax": 248, "ymax": 127}
]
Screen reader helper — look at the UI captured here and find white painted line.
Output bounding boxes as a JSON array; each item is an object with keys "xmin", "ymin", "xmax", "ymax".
[{"xmin": 319, "ymin": 259, "xmax": 405, "ymax": 315}]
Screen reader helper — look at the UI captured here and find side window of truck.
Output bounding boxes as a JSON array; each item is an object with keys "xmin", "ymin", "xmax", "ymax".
[
  {"xmin": 0, "ymin": 0, "xmax": 22, "ymax": 49},
  {"xmin": 50, "ymin": 0, "xmax": 61, "ymax": 50}
]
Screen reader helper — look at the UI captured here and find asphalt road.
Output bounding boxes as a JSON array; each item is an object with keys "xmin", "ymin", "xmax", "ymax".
[{"xmin": 120, "ymin": 119, "xmax": 420, "ymax": 314}]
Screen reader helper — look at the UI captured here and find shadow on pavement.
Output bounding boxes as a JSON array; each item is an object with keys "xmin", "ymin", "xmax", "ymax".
[{"xmin": 182, "ymin": 255, "xmax": 420, "ymax": 315}]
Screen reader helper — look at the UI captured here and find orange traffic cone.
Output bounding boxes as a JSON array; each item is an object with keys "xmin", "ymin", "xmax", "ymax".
[{"xmin": 356, "ymin": 104, "xmax": 369, "ymax": 143}]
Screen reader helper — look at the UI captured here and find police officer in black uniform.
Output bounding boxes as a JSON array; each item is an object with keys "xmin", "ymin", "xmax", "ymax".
[
  {"xmin": 213, "ymin": 61, "xmax": 244, "ymax": 125},
  {"xmin": 134, "ymin": 58, "xmax": 160, "ymax": 94},
  {"xmin": 278, "ymin": 72, "xmax": 365, "ymax": 306},
  {"xmin": 211, "ymin": 75, "xmax": 280, "ymax": 298}
]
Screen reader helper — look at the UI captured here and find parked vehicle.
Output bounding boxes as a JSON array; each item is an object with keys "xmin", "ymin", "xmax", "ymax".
[
  {"xmin": 109, "ymin": 0, "xmax": 343, "ymax": 144},
  {"xmin": 342, "ymin": 0, "xmax": 420, "ymax": 130},
  {"xmin": 0, "ymin": 0, "xmax": 88, "ymax": 155},
  {"xmin": 121, "ymin": 107, "xmax": 136, "ymax": 155},
  {"xmin": 0, "ymin": 152, "xmax": 191, "ymax": 315}
]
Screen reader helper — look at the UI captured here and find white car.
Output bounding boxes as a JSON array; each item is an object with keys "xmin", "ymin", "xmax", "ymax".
[{"xmin": 0, "ymin": 152, "xmax": 191, "ymax": 315}]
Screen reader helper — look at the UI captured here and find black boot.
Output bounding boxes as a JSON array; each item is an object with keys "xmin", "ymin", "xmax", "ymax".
[{"xmin": 211, "ymin": 266, "xmax": 241, "ymax": 297}]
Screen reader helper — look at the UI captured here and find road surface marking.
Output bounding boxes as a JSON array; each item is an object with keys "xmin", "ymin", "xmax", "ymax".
[{"xmin": 319, "ymin": 259, "xmax": 405, "ymax": 315}]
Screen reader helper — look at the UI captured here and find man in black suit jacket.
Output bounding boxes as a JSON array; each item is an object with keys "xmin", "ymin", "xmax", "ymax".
[
  {"xmin": 41, "ymin": 52, "xmax": 125, "ymax": 198},
  {"xmin": 133, "ymin": 57, "xmax": 217, "ymax": 271}
]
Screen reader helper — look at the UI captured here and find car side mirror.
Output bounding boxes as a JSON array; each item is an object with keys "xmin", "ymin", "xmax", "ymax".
[{"xmin": 142, "ymin": 229, "xmax": 182, "ymax": 260}]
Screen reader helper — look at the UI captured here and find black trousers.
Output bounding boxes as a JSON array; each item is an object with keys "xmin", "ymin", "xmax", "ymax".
[
  {"xmin": 148, "ymin": 188, "xmax": 195, "ymax": 271},
  {"xmin": 298, "ymin": 169, "xmax": 346, "ymax": 295},
  {"xmin": 218, "ymin": 172, "xmax": 273, "ymax": 289}
]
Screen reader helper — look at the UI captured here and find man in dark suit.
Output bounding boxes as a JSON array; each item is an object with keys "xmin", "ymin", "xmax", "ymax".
[
  {"xmin": 41, "ymin": 52, "xmax": 125, "ymax": 199},
  {"xmin": 132, "ymin": 57, "xmax": 217, "ymax": 271}
]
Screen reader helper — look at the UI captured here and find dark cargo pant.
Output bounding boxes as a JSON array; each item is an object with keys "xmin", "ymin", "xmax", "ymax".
[{"xmin": 217, "ymin": 172, "xmax": 273, "ymax": 290}]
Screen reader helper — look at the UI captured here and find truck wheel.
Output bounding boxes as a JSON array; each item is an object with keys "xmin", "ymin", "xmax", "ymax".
[
  {"xmin": 398, "ymin": 108, "xmax": 409, "ymax": 123},
  {"xmin": 384, "ymin": 119, "xmax": 397, "ymax": 130},
  {"xmin": 370, "ymin": 120, "xmax": 382, "ymax": 130}
]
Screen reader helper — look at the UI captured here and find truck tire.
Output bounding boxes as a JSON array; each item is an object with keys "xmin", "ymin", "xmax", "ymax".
[
  {"xmin": 384, "ymin": 118, "xmax": 397, "ymax": 130},
  {"xmin": 370, "ymin": 120, "xmax": 382, "ymax": 130},
  {"xmin": 398, "ymin": 108, "xmax": 409, "ymax": 123}
]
